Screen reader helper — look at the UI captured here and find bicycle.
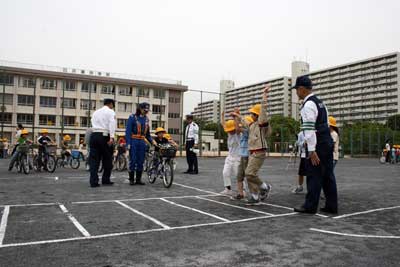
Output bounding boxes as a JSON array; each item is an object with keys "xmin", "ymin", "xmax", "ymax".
[
  {"xmin": 14, "ymin": 144, "xmax": 31, "ymax": 174},
  {"xmin": 56, "ymin": 150, "xmax": 80, "ymax": 169},
  {"xmin": 33, "ymin": 144, "xmax": 57, "ymax": 173},
  {"xmin": 113, "ymin": 146, "xmax": 127, "ymax": 171},
  {"xmin": 147, "ymin": 144, "xmax": 177, "ymax": 188},
  {"xmin": 143, "ymin": 146, "xmax": 154, "ymax": 173}
]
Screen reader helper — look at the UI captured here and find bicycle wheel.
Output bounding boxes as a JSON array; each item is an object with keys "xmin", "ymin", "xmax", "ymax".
[
  {"xmin": 70, "ymin": 158, "xmax": 80, "ymax": 169},
  {"xmin": 162, "ymin": 160, "xmax": 174, "ymax": 188},
  {"xmin": 379, "ymin": 156, "xmax": 386, "ymax": 164},
  {"xmin": 22, "ymin": 154, "xmax": 30, "ymax": 175},
  {"xmin": 116, "ymin": 156, "xmax": 126, "ymax": 171},
  {"xmin": 147, "ymin": 160, "xmax": 157, "ymax": 184},
  {"xmin": 32, "ymin": 155, "xmax": 40, "ymax": 171},
  {"xmin": 46, "ymin": 155, "xmax": 57, "ymax": 173},
  {"xmin": 56, "ymin": 158, "xmax": 63, "ymax": 168}
]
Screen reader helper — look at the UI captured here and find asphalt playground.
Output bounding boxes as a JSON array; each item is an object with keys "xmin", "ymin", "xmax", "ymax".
[{"xmin": 0, "ymin": 156, "xmax": 399, "ymax": 267}]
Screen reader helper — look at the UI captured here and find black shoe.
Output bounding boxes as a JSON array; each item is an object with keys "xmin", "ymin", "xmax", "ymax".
[
  {"xmin": 102, "ymin": 182, "xmax": 114, "ymax": 186},
  {"xmin": 183, "ymin": 170, "xmax": 193, "ymax": 174},
  {"xmin": 91, "ymin": 184, "xmax": 100, "ymax": 188},
  {"xmin": 320, "ymin": 207, "xmax": 338, "ymax": 214},
  {"xmin": 294, "ymin": 206, "xmax": 317, "ymax": 214},
  {"xmin": 129, "ymin": 172, "xmax": 135, "ymax": 185},
  {"xmin": 135, "ymin": 171, "xmax": 145, "ymax": 185},
  {"xmin": 189, "ymin": 171, "xmax": 198, "ymax": 175}
]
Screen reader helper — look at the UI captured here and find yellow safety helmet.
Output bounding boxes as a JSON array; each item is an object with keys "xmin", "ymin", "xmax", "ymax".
[
  {"xmin": 164, "ymin": 133, "xmax": 172, "ymax": 140},
  {"xmin": 63, "ymin": 135, "xmax": 71, "ymax": 141},
  {"xmin": 244, "ymin": 115, "xmax": 254, "ymax": 124},
  {"xmin": 328, "ymin": 116, "xmax": 337, "ymax": 127},
  {"xmin": 40, "ymin": 129, "xmax": 49, "ymax": 134},
  {"xmin": 21, "ymin": 129, "xmax": 29, "ymax": 135},
  {"xmin": 155, "ymin": 127, "xmax": 166, "ymax": 134},
  {"xmin": 249, "ymin": 104, "xmax": 261, "ymax": 116},
  {"xmin": 224, "ymin": 120, "xmax": 236, "ymax": 133}
]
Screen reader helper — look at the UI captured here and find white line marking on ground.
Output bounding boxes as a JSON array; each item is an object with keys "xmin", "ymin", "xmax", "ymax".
[
  {"xmin": 174, "ymin": 183, "xmax": 220, "ymax": 195},
  {"xmin": 310, "ymin": 228, "xmax": 400, "ymax": 239},
  {"xmin": 333, "ymin": 206, "xmax": 400, "ymax": 219},
  {"xmin": 0, "ymin": 202, "xmax": 58, "ymax": 208},
  {"xmin": 59, "ymin": 204, "xmax": 90, "ymax": 237},
  {"xmin": 115, "ymin": 200, "xmax": 170, "ymax": 229},
  {"xmin": 315, "ymin": 214, "xmax": 329, "ymax": 218},
  {"xmin": 0, "ymin": 206, "xmax": 10, "ymax": 245},
  {"xmin": 159, "ymin": 198, "xmax": 230, "ymax": 222},
  {"xmin": 196, "ymin": 196, "xmax": 274, "ymax": 216},
  {"xmin": 0, "ymin": 212, "xmax": 297, "ymax": 249},
  {"xmin": 72, "ymin": 194, "xmax": 217, "ymax": 204}
]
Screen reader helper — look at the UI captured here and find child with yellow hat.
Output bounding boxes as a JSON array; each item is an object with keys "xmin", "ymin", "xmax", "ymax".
[
  {"xmin": 219, "ymin": 110, "xmax": 241, "ymax": 196},
  {"xmin": 328, "ymin": 116, "xmax": 340, "ymax": 169}
]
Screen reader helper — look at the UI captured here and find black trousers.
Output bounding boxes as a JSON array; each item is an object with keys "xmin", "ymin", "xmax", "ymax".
[
  {"xmin": 89, "ymin": 132, "xmax": 113, "ymax": 185},
  {"xmin": 185, "ymin": 140, "xmax": 198, "ymax": 172},
  {"xmin": 304, "ymin": 142, "xmax": 338, "ymax": 212}
]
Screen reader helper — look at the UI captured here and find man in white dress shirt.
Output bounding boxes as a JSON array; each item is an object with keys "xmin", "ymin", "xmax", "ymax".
[
  {"xmin": 184, "ymin": 115, "xmax": 199, "ymax": 174},
  {"xmin": 89, "ymin": 98, "xmax": 117, "ymax": 187}
]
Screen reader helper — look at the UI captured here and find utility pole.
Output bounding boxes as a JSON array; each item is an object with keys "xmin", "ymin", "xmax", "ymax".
[
  {"xmin": 1, "ymin": 70, "xmax": 5, "ymax": 139},
  {"xmin": 32, "ymin": 77, "xmax": 37, "ymax": 140},
  {"xmin": 61, "ymin": 80, "xmax": 65, "ymax": 137}
]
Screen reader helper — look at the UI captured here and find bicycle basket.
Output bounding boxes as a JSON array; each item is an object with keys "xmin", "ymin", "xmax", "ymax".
[
  {"xmin": 160, "ymin": 145, "xmax": 177, "ymax": 158},
  {"xmin": 47, "ymin": 145, "xmax": 57, "ymax": 154},
  {"xmin": 17, "ymin": 144, "xmax": 29, "ymax": 153},
  {"xmin": 71, "ymin": 150, "xmax": 80, "ymax": 159}
]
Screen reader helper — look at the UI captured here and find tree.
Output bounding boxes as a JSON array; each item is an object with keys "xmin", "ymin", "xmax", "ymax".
[{"xmin": 387, "ymin": 114, "xmax": 400, "ymax": 131}]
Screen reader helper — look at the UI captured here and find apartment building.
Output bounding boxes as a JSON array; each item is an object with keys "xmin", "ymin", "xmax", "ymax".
[
  {"xmin": 224, "ymin": 77, "xmax": 291, "ymax": 117},
  {"xmin": 307, "ymin": 52, "xmax": 400, "ymax": 124},
  {"xmin": 0, "ymin": 60, "xmax": 187, "ymax": 145},
  {"xmin": 191, "ymin": 99, "xmax": 220, "ymax": 123}
]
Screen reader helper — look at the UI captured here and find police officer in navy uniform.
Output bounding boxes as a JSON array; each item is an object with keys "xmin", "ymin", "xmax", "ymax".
[
  {"xmin": 126, "ymin": 102, "xmax": 157, "ymax": 185},
  {"xmin": 89, "ymin": 98, "xmax": 117, "ymax": 187},
  {"xmin": 292, "ymin": 76, "xmax": 338, "ymax": 214}
]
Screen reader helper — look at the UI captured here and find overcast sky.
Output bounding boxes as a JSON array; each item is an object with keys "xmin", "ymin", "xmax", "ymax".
[{"xmin": 1, "ymin": 0, "xmax": 399, "ymax": 114}]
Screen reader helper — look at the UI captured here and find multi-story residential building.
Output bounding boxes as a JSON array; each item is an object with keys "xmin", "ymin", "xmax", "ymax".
[
  {"xmin": 191, "ymin": 99, "xmax": 220, "ymax": 123},
  {"xmin": 307, "ymin": 52, "xmax": 400, "ymax": 125},
  {"xmin": 0, "ymin": 60, "xmax": 187, "ymax": 145},
  {"xmin": 224, "ymin": 77, "xmax": 291, "ymax": 117}
]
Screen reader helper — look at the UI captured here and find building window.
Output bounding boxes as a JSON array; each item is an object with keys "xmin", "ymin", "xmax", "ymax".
[
  {"xmin": 18, "ymin": 95, "xmax": 35, "ymax": 106},
  {"xmin": 119, "ymin": 86, "xmax": 132, "ymax": 96},
  {"xmin": 81, "ymin": 82, "xmax": 96, "ymax": 93},
  {"xmin": 39, "ymin": 115, "xmax": 56, "ymax": 126},
  {"xmin": 0, "ymin": 74, "xmax": 14, "ymax": 86},
  {"xmin": 62, "ymin": 116, "xmax": 76, "ymax": 126},
  {"xmin": 0, "ymin": 113, "xmax": 12, "ymax": 124},
  {"xmin": 151, "ymin": 121, "xmax": 165, "ymax": 129},
  {"xmin": 80, "ymin": 99, "xmax": 96, "ymax": 110},
  {"xmin": 137, "ymin": 88, "xmax": 149, "ymax": 97},
  {"xmin": 152, "ymin": 104, "xmax": 165, "ymax": 114},
  {"xmin": 169, "ymin": 96, "xmax": 180, "ymax": 103},
  {"xmin": 168, "ymin": 113, "xmax": 180, "ymax": 118},
  {"xmin": 40, "ymin": 96, "xmax": 57, "ymax": 108},
  {"xmin": 65, "ymin": 81, "xmax": 76, "ymax": 91},
  {"xmin": 101, "ymin": 84, "xmax": 115, "ymax": 95},
  {"xmin": 169, "ymin": 128, "xmax": 180, "ymax": 134},
  {"xmin": 118, "ymin": 102, "xmax": 133, "ymax": 113},
  {"xmin": 117, "ymin": 119, "xmax": 127, "ymax": 129},
  {"xmin": 17, "ymin": 114, "xmax": 33, "ymax": 124},
  {"xmin": 80, "ymin": 117, "xmax": 90, "ymax": 127},
  {"xmin": 19, "ymin": 77, "xmax": 36, "ymax": 88},
  {"xmin": 63, "ymin": 98, "xmax": 77, "ymax": 109},
  {"xmin": 41, "ymin": 79, "xmax": 57, "ymax": 89},
  {"xmin": 0, "ymin": 93, "xmax": 14, "ymax": 105},
  {"xmin": 153, "ymin": 88, "xmax": 165, "ymax": 99}
]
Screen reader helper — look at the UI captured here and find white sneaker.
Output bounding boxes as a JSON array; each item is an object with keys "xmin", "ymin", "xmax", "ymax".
[
  {"xmin": 260, "ymin": 184, "xmax": 272, "ymax": 201},
  {"xmin": 220, "ymin": 188, "xmax": 232, "ymax": 196},
  {"xmin": 292, "ymin": 185, "xmax": 303, "ymax": 194}
]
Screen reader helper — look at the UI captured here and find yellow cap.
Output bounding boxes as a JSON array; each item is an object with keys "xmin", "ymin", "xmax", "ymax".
[
  {"xmin": 155, "ymin": 127, "xmax": 166, "ymax": 134},
  {"xmin": 40, "ymin": 129, "xmax": 49, "ymax": 134},
  {"xmin": 328, "ymin": 116, "xmax": 337, "ymax": 127},
  {"xmin": 244, "ymin": 115, "xmax": 254, "ymax": 124},
  {"xmin": 21, "ymin": 129, "xmax": 29, "ymax": 135},
  {"xmin": 63, "ymin": 135, "xmax": 71, "ymax": 141},
  {"xmin": 224, "ymin": 120, "xmax": 236, "ymax": 133},
  {"xmin": 164, "ymin": 133, "xmax": 172, "ymax": 140},
  {"xmin": 249, "ymin": 104, "xmax": 261, "ymax": 116}
]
